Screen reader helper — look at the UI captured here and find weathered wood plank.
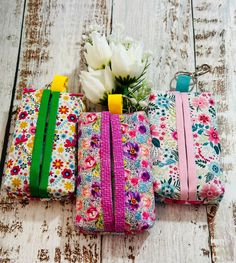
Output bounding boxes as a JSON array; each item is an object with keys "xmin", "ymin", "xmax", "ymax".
[
  {"xmin": 0, "ymin": 0, "xmax": 112, "ymax": 262},
  {"xmin": 193, "ymin": 0, "xmax": 236, "ymax": 262},
  {"xmin": 102, "ymin": 1, "xmax": 211, "ymax": 262},
  {"xmin": 0, "ymin": 0, "xmax": 25, "ymax": 159}
]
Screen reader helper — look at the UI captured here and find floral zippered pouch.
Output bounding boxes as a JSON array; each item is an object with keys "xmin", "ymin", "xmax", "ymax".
[
  {"xmin": 76, "ymin": 111, "xmax": 156, "ymax": 234},
  {"xmin": 4, "ymin": 88, "xmax": 85, "ymax": 200},
  {"xmin": 148, "ymin": 92, "xmax": 225, "ymax": 205}
]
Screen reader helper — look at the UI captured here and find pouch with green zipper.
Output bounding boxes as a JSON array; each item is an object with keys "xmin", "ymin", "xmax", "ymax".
[{"xmin": 4, "ymin": 88, "xmax": 85, "ymax": 200}]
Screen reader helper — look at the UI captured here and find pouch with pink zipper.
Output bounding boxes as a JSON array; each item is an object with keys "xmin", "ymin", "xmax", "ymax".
[{"xmin": 148, "ymin": 92, "xmax": 225, "ymax": 204}]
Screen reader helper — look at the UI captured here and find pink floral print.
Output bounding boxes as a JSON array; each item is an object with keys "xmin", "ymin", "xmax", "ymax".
[
  {"xmin": 75, "ymin": 112, "xmax": 156, "ymax": 234},
  {"xmin": 148, "ymin": 92, "xmax": 225, "ymax": 204}
]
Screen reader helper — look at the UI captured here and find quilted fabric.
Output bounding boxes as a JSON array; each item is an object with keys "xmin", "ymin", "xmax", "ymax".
[
  {"xmin": 75, "ymin": 111, "xmax": 156, "ymax": 234},
  {"xmin": 148, "ymin": 92, "xmax": 225, "ymax": 204},
  {"xmin": 4, "ymin": 88, "xmax": 84, "ymax": 199}
]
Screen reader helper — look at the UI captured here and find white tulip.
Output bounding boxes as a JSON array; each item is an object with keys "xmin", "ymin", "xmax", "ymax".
[
  {"xmin": 110, "ymin": 42, "xmax": 145, "ymax": 79},
  {"xmin": 139, "ymin": 100, "xmax": 148, "ymax": 108},
  {"xmin": 80, "ymin": 66, "xmax": 115, "ymax": 104},
  {"xmin": 84, "ymin": 32, "xmax": 112, "ymax": 70},
  {"xmin": 129, "ymin": 98, "xmax": 138, "ymax": 105}
]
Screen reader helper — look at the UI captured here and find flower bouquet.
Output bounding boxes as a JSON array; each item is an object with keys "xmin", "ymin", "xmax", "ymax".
[{"xmin": 80, "ymin": 25, "xmax": 152, "ymax": 112}]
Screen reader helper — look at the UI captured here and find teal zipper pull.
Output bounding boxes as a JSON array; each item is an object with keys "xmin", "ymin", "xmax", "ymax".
[{"xmin": 176, "ymin": 75, "xmax": 191, "ymax": 92}]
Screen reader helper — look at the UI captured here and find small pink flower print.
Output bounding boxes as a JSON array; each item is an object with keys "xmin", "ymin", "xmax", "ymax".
[
  {"xmin": 65, "ymin": 138, "xmax": 76, "ymax": 147},
  {"xmin": 50, "ymin": 178, "xmax": 55, "ymax": 184},
  {"xmin": 200, "ymin": 184, "xmax": 220, "ymax": 199},
  {"xmin": 141, "ymin": 160, "xmax": 149, "ymax": 168},
  {"xmin": 172, "ymin": 131, "xmax": 178, "ymax": 140},
  {"xmin": 153, "ymin": 181, "xmax": 160, "ymax": 191},
  {"xmin": 85, "ymin": 113, "xmax": 97, "ymax": 124},
  {"xmin": 19, "ymin": 111, "xmax": 28, "ymax": 120},
  {"xmin": 84, "ymin": 156, "xmax": 97, "ymax": 169},
  {"xmin": 131, "ymin": 177, "xmax": 139, "ymax": 186},
  {"xmin": 82, "ymin": 185, "xmax": 90, "ymax": 197},
  {"xmin": 140, "ymin": 144, "xmax": 150, "ymax": 157},
  {"xmin": 150, "ymin": 125, "xmax": 159, "ymax": 137},
  {"xmin": 160, "ymin": 123, "xmax": 166, "ymax": 129},
  {"xmin": 67, "ymin": 114, "xmax": 77, "ymax": 123},
  {"xmin": 206, "ymin": 127, "xmax": 219, "ymax": 144},
  {"xmin": 138, "ymin": 114, "xmax": 145, "ymax": 121},
  {"xmin": 10, "ymin": 165, "xmax": 20, "ymax": 175},
  {"xmin": 86, "ymin": 206, "xmax": 99, "ymax": 221},
  {"xmin": 124, "ymin": 142, "xmax": 139, "ymax": 160},
  {"xmin": 121, "ymin": 124, "xmax": 129, "ymax": 134},
  {"xmin": 62, "ymin": 169, "xmax": 73, "ymax": 179},
  {"xmin": 198, "ymin": 114, "xmax": 210, "ymax": 124},
  {"xmin": 76, "ymin": 214, "xmax": 83, "ymax": 223},
  {"xmin": 149, "ymin": 93, "xmax": 157, "ymax": 101},
  {"xmin": 129, "ymin": 130, "xmax": 136, "ymax": 138},
  {"xmin": 15, "ymin": 135, "xmax": 28, "ymax": 145},
  {"xmin": 192, "ymin": 96, "xmax": 208, "ymax": 109},
  {"xmin": 76, "ymin": 199, "xmax": 83, "ymax": 211},
  {"xmin": 23, "ymin": 88, "xmax": 35, "ymax": 93},
  {"xmin": 82, "ymin": 138, "xmax": 90, "ymax": 149},
  {"xmin": 142, "ymin": 211, "xmax": 149, "ymax": 220},
  {"xmin": 209, "ymin": 98, "xmax": 215, "ymax": 105},
  {"xmin": 124, "ymin": 169, "xmax": 131, "ymax": 178},
  {"xmin": 141, "ymin": 194, "xmax": 152, "ymax": 208},
  {"xmin": 29, "ymin": 126, "xmax": 36, "ymax": 134}
]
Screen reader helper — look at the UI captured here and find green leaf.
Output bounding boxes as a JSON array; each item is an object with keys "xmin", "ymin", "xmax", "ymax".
[
  {"xmin": 168, "ymin": 177, "xmax": 172, "ymax": 185},
  {"xmin": 152, "ymin": 138, "xmax": 160, "ymax": 148},
  {"xmin": 205, "ymin": 172, "xmax": 214, "ymax": 183},
  {"xmin": 196, "ymin": 159, "xmax": 207, "ymax": 168},
  {"xmin": 214, "ymin": 145, "xmax": 219, "ymax": 155}
]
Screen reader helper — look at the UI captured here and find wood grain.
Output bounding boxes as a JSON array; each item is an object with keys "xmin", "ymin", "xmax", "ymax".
[
  {"xmin": 193, "ymin": 0, "xmax": 236, "ymax": 262},
  {"xmin": 1, "ymin": 0, "xmax": 236, "ymax": 262},
  {"xmin": 0, "ymin": 0, "xmax": 25, "ymax": 159},
  {"xmin": 102, "ymin": 1, "xmax": 211, "ymax": 262},
  {"xmin": 0, "ymin": 0, "xmax": 112, "ymax": 262}
]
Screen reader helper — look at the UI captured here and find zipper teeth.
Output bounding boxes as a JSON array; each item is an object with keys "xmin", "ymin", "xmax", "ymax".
[
  {"xmin": 110, "ymin": 120, "xmax": 116, "ymax": 225},
  {"xmin": 39, "ymin": 92, "xmax": 52, "ymax": 187},
  {"xmin": 181, "ymin": 94, "xmax": 190, "ymax": 201}
]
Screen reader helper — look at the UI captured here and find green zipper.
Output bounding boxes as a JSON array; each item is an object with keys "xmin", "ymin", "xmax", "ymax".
[
  {"xmin": 29, "ymin": 89, "xmax": 51, "ymax": 197},
  {"xmin": 39, "ymin": 92, "xmax": 60, "ymax": 198}
]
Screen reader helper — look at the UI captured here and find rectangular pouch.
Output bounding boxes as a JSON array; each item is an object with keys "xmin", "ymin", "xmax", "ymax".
[
  {"xmin": 4, "ymin": 88, "xmax": 85, "ymax": 200},
  {"xmin": 76, "ymin": 111, "xmax": 156, "ymax": 234},
  {"xmin": 148, "ymin": 92, "xmax": 225, "ymax": 204}
]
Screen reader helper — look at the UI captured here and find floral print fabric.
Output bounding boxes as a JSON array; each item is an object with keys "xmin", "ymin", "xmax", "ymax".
[
  {"xmin": 75, "ymin": 111, "xmax": 156, "ymax": 234},
  {"xmin": 4, "ymin": 89, "xmax": 43, "ymax": 198},
  {"xmin": 47, "ymin": 93, "xmax": 85, "ymax": 199},
  {"xmin": 148, "ymin": 92, "xmax": 225, "ymax": 204},
  {"xmin": 76, "ymin": 112, "xmax": 104, "ymax": 233},
  {"xmin": 119, "ymin": 112, "xmax": 156, "ymax": 234},
  {"xmin": 4, "ymin": 89, "xmax": 84, "ymax": 199}
]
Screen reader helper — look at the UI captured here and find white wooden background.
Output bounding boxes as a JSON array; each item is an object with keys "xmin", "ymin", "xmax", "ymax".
[{"xmin": 0, "ymin": 0, "xmax": 235, "ymax": 262}]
